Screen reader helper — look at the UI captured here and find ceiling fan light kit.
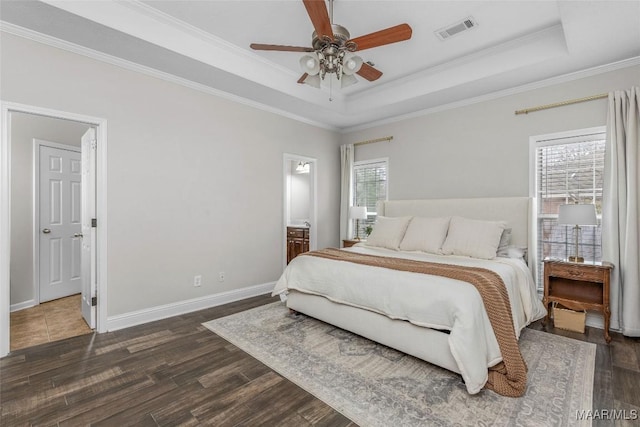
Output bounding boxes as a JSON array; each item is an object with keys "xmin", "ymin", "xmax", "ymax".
[
  {"xmin": 342, "ymin": 54, "xmax": 363, "ymax": 76},
  {"xmin": 251, "ymin": 0, "xmax": 412, "ymax": 93},
  {"xmin": 300, "ymin": 55, "xmax": 321, "ymax": 75},
  {"xmin": 298, "ymin": 40, "xmax": 363, "ymax": 82}
]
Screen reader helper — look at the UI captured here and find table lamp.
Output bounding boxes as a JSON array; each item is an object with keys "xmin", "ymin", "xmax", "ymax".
[
  {"xmin": 557, "ymin": 203, "xmax": 597, "ymax": 263},
  {"xmin": 349, "ymin": 206, "xmax": 368, "ymax": 240}
]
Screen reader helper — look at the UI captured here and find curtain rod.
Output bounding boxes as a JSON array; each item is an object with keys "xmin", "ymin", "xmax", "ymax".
[
  {"xmin": 515, "ymin": 93, "xmax": 608, "ymax": 115},
  {"xmin": 354, "ymin": 136, "xmax": 393, "ymax": 146}
]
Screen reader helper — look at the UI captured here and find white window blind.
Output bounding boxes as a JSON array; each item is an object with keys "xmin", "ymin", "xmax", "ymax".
[
  {"xmin": 353, "ymin": 159, "xmax": 388, "ymax": 238},
  {"xmin": 533, "ymin": 130, "xmax": 606, "ymax": 290}
]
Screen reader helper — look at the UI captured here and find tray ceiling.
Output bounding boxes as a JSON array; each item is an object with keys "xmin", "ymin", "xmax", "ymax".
[{"xmin": 1, "ymin": 1, "xmax": 639, "ymax": 130}]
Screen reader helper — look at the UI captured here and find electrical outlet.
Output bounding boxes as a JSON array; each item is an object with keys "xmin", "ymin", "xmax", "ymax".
[
  {"xmin": 218, "ymin": 272, "xmax": 225, "ymax": 282},
  {"xmin": 194, "ymin": 275, "xmax": 202, "ymax": 287}
]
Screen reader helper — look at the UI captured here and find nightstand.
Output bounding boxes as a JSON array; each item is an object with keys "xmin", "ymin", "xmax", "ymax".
[
  {"xmin": 542, "ymin": 259, "xmax": 614, "ymax": 343},
  {"xmin": 342, "ymin": 239, "xmax": 364, "ymax": 248}
]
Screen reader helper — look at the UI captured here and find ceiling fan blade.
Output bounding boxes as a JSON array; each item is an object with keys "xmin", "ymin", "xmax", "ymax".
[
  {"xmin": 349, "ymin": 23, "xmax": 412, "ymax": 51},
  {"xmin": 297, "ymin": 73, "xmax": 309, "ymax": 84},
  {"xmin": 357, "ymin": 63, "xmax": 383, "ymax": 81},
  {"xmin": 250, "ymin": 43, "xmax": 314, "ymax": 52},
  {"xmin": 303, "ymin": 0, "xmax": 333, "ymax": 41}
]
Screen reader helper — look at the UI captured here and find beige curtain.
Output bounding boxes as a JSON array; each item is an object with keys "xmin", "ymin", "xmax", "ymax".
[
  {"xmin": 339, "ymin": 144, "xmax": 354, "ymax": 243},
  {"xmin": 603, "ymin": 86, "xmax": 640, "ymax": 336}
]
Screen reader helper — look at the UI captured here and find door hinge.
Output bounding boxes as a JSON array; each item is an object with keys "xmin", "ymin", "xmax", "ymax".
[
  {"xmin": 91, "ymin": 218, "xmax": 97, "ymax": 228},
  {"xmin": 91, "ymin": 139, "xmax": 97, "ymax": 150},
  {"xmin": 91, "ymin": 296, "xmax": 97, "ymax": 306}
]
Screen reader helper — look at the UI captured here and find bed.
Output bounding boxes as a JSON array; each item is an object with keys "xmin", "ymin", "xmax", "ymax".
[{"xmin": 272, "ymin": 197, "xmax": 547, "ymax": 396}]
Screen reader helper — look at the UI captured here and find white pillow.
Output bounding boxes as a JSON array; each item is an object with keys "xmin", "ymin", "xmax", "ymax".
[
  {"xmin": 399, "ymin": 216, "xmax": 450, "ymax": 254},
  {"xmin": 496, "ymin": 228, "xmax": 512, "ymax": 257},
  {"xmin": 441, "ymin": 216, "xmax": 506, "ymax": 259},
  {"xmin": 365, "ymin": 216, "xmax": 412, "ymax": 250}
]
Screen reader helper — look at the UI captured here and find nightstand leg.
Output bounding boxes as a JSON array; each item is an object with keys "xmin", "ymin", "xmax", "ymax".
[
  {"xmin": 542, "ymin": 297, "xmax": 550, "ymax": 326},
  {"xmin": 604, "ymin": 307, "xmax": 611, "ymax": 343}
]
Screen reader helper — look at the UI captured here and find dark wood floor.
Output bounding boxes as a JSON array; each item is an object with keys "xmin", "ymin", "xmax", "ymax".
[{"xmin": 1, "ymin": 294, "xmax": 639, "ymax": 427}]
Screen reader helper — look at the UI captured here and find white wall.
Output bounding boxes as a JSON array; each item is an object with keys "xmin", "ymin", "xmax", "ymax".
[
  {"xmin": 1, "ymin": 33, "xmax": 342, "ymax": 317},
  {"xmin": 344, "ymin": 65, "xmax": 640, "ymax": 200},
  {"xmin": 10, "ymin": 113, "xmax": 91, "ymax": 306}
]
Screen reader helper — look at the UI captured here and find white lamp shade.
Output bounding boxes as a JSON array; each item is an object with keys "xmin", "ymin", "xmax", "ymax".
[
  {"xmin": 342, "ymin": 54, "xmax": 363, "ymax": 75},
  {"xmin": 340, "ymin": 73, "xmax": 358, "ymax": 88},
  {"xmin": 299, "ymin": 55, "xmax": 320, "ymax": 75},
  {"xmin": 557, "ymin": 204, "xmax": 597, "ymax": 226},
  {"xmin": 349, "ymin": 206, "xmax": 368, "ymax": 220}
]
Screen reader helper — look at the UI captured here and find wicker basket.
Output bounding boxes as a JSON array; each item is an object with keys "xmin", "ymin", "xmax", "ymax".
[{"xmin": 553, "ymin": 303, "xmax": 586, "ymax": 333}]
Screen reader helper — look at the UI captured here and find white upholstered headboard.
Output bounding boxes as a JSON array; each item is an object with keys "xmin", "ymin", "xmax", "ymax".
[{"xmin": 376, "ymin": 197, "xmax": 533, "ymax": 251}]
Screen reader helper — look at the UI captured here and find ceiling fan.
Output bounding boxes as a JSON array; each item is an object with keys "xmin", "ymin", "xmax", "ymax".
[{"xmin": 250, "ymin": 0, "xmax": 412, "ymax": 90}]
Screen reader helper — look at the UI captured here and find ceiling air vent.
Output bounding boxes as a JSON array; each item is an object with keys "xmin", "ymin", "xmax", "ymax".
[{"xmin": 435, "ymin": 16, "xmax": 478, "ymax": 41}]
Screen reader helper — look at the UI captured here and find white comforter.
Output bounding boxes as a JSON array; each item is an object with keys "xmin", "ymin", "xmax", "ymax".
[{"xmin": 272, "ymin": 245, "xmax": 547, "ymax": 394}]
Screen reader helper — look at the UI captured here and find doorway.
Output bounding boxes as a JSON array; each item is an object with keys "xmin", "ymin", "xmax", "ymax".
[
  {"xmin": 0, "ymin": 102, "xmax": 108, "ymax": 357},
  {"xmin": 283, "ymin": 154, "xmax": 317, "ymax": 270}
]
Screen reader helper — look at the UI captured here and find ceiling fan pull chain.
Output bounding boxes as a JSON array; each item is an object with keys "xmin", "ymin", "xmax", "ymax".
[{"xmin": 329, "ymin": 76, "xmax": 333, "ymax": 102}]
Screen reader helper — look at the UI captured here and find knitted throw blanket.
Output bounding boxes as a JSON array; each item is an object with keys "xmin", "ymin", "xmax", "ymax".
[{"xmin": 303, "ymin": 248, "xmax": 528, "ymax": 397}]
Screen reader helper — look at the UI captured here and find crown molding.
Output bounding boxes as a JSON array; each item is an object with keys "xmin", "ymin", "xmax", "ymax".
[
  {"xmin": 38, "ymin": 0, "xmax": 342, "ymax": 107},
  {"xmin": 348, "ymin": 24, "xmax": 567, "ymax": 109},
  {"xmin": 121, "ymin": 1, "xmax": 343, "ymax": 103},
  {"xmin": 342, "ymin": 56, "xmax": 640, "ymax": 133},
  {"xmin": 121, "ymin": 0, "xmax": 300, "ymax": 79},
  {"xmin": 0, "ymin": 21, "xmax": 339, "ymax": 131},
  {"xmin": 3, "ymin": 19, "xmax": 637, "ymax": 134}
]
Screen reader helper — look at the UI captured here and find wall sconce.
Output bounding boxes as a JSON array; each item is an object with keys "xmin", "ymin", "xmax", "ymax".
[{"xmin": 295, "ymin": 161, "xmax": 310, "ymax": 174}]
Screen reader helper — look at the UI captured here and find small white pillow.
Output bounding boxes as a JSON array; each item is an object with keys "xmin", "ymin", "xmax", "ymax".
[
  {"xmin": 365, "ymin": 216, "xmax": 412, "ymax": 250},
  {"xmin": 399, "ymin": 216, "xmax": 450, "ymax": 254},
  {"xmin": 496, "ymin": 228, "xmax": 512, "ymax": 257},
  {"xmin": 441, "ymin": 216, "xmax": 506, "ymax": 260}
]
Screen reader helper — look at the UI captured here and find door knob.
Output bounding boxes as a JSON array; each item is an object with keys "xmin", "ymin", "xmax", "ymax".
[
  {"xmin": 74, "ymin": 233, "xmax": 84, "ymax": 238},
  {"xmin": 42, "ymin": 228, "xmax": 51, "ymax": 234}
]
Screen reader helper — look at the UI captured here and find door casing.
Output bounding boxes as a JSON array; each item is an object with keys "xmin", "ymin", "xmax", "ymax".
[{"xmin": 0, "ymin": 101, "xmax": 108, "ymax": 357}]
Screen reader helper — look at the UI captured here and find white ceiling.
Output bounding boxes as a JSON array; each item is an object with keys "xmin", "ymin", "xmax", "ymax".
[{"xmin": 1, "ymin": 1, "xmax": 639, "ymax": 130}]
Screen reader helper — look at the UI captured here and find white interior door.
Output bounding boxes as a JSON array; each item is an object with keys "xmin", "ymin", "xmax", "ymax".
[
  {"xmin": 81, "ymin": 128, "xmax": 97, "ymax": 328},
  {"xmin": 39, "ymin": 145, "xmax": 82, "ymax": 302}
]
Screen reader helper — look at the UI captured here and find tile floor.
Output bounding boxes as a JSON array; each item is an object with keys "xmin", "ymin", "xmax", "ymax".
[{"xmin": 10, "ymin": 294, "xmax": 93, "ymax": 351}]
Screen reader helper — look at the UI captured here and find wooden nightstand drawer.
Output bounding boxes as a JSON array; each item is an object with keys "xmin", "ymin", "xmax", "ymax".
[
  {"xmin": 547, "ymin": 262, "xmax": 606, "ymax": 282},
  {"xmin": 342, "ymin": 239, "xmax": 363, "ymax": 248},
  {"xmin": 287, "ymin": 228, "xmax": 307, "ymax": 238}
]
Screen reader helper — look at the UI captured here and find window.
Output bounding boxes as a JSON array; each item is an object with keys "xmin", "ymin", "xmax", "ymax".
[
  {"xmin": 531, "ymin": 127, "xmax": 606, "ymax": 290},
  {"xmin": 353, "ymin": 158, "xmax": 388, "ymax": 238}
]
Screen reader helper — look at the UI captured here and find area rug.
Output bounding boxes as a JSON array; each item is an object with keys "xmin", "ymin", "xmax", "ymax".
[{"xmin": 203, "ymin": 302, "xmax": 595, "ymax": 426}]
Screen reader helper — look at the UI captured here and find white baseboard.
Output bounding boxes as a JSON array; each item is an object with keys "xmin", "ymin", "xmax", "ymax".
[
  {"xmin": 10, "ymin": 299, "xmax": 37, "ymax": 312},
  {"xmin": 106, "ymin": 281, "xmax": 275, "ymax": 332}
]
